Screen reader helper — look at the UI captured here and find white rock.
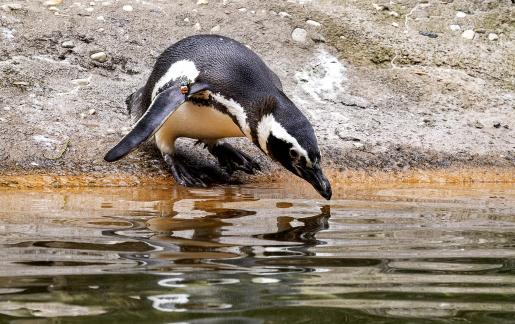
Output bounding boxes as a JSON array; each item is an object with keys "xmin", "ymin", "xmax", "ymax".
[
  {"xmin": 90, "ymin": 51, "xmax": 108, "ymax": 62},
  {"xmin": 183, "ymin": 17, "xmax": 190, "ymax": 23},
  {"xmin": 278, "ymin": 11, "xmax": 290, "ymax": 18},
  {"xmin": 306, "ymin": 19, "xmax": 321, "ymax": 28},
  {"xmin": 106, "ymin": 129, "xmax": 116, "ymax": 134},
  {"xmin": 210, "ymin": 25, "xmax": 220, "ymax": 33},
  {"xmin": 193, "ymin": 22, "xmax": 201, "ymax": 31},
  {"xmin": 353, "ymin": 142, "xmax": 364, "ymax": 149},
  {"xmin": 488, "ymin": 33, "xmax": 498, "ymax": 41},
  {"xmin": 61, "ymin": 40, "xmax": 75, "ymax": 48},
  {"xmin": 392, "ymin": 22, "xmax": 399, "ymax": 27},
  {"xmin": 3, "ymin": 107, "xmax": 11, "ymax": 111},
  {"xmin": 291, "ymin": 28, "xmax": 307, "ymax": 43},
  {"xmin": 456, "ymin": 11, "xmax": 466, "ymax": 18},
  {"xmin": 44, "ymin": 0, "xmax": 63, "ymax": 6},
  {"xmin": 238, "ymin": 7, "xmax": 247, "ymax": 12},
  {"xmin": 122, "ymin": 5, "xmax": 133, "ymax": 12},
  {"xmin": 96, "ymin": 15, "xmax": 105, "ymax": 20},
  {"xmin": 48, "ymin": 6, "xmax": 59, "ymax": 11},
  {"xmin": 197, "ymin": 0, "xmax": 208, "ymax": 4},
  {"xmin": 389, "ymin": 11, "xmax": 399, "ymax": 17},
  {"xmin": 88, "ymin": 108, "xmax": 96, "ymax": 115},
  {"xmin": 89, "ymin": 1, "xmax": 95, "ymax": 5},
  {"xmin": 449, "ymin": 24, "xmax": 461, "ymax": 31},
  {"xmin": 372, "ymin": 3, "xmax": 384, "ymax": 11},
  {"xmin": 85, "ymin": 7, "xmax": 94, "ymax": 12},
  {"xmin": 101, "ymin": 2, "xmax": 111, "ymax": 6},
  {"xmin": 71, "ymin": 77, "xmax": 90, "ymax": 86},
  {"xmin": 461, "ymin": 29, "xmax": 475, "ymax": 40}
]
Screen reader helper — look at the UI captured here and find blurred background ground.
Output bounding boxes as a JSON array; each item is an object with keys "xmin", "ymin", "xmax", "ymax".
[{"xmin": 0, "ymin": 0, "xmax": 513, "ymax": 182}]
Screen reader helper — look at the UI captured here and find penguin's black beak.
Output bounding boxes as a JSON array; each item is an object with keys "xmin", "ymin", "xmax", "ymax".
[{"xmin": 302, "ymin": 166, "xmax": 332, "ymax": 200}]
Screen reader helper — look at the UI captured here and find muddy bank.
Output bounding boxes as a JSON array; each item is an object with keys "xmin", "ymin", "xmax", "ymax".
[{"xmin": 0, "ymin": 0, "xmax": 513, "ymax": 181}]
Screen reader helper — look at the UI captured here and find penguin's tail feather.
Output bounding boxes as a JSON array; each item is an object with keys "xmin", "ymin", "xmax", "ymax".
[{"xmin": 125, "ymin": 87, "xmax": 145, "ymax": 123}]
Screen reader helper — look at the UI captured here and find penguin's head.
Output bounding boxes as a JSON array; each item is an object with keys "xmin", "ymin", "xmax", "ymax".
[{"xmin": 257, "ymin": 96, "xmax": 332, "ymax": 200}]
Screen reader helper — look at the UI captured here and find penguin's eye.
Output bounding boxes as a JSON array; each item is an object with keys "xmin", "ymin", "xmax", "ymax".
[{"xmin": 289, "ymin": 149, "xmax": 298, "ymax": 159}]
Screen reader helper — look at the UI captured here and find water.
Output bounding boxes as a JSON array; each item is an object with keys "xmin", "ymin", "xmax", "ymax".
[{"xmin": 0, "ymin": 182, "xmax": 514, "ymax": 323}]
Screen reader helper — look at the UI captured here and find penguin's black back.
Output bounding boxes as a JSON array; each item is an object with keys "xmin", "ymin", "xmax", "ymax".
[{"xmin": 141, "ymin": 35, "xmax": 282, "ymax": 110}]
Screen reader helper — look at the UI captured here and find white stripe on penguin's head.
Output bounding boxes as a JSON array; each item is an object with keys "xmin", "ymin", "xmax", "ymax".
[
  {"xmin": 256, "ymin": 114, "xmax": 312, "ymax": 167},
  {"xmin": 151, "ymin": 60, "xmax": 200, "ymax": 100}
]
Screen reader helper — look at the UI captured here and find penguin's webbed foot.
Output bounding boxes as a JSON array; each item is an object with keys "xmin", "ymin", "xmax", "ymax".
[
  {"xmin": 163, "ymin": 154, "xmax": 209, "ymax": 187},
  {"xmin": 208, "ymin": 142, "xmax": 261, "ymax": 175}
]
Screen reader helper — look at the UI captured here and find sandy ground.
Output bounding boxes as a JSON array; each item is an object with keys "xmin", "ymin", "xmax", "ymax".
[{"xmin": 0, "ymin": 0, "xmax": 513, "ymax": 183}]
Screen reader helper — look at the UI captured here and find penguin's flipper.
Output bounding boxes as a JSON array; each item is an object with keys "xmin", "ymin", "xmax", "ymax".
[{"xmin": 104, "ymin": 82, "xmax": 210, "ymax": 162}]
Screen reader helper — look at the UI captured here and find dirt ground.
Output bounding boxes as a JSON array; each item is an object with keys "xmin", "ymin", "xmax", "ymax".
[{"xmin": 0, "ymin": 0, "xmax": 513, "ymax": 183}]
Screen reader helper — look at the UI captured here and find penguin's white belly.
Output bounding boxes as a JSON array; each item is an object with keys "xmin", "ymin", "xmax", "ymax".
[{"xmin": 155, "ymin": 102, "xmax": 244, "ymax": 154}]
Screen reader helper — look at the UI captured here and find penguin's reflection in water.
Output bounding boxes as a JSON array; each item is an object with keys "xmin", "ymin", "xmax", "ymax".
[
  {"xmin": 255, "ymin": 205, "xmax": 330, "ymax": 245},
  {"xmin": 146, "ymin": 200, "xmax": 330, "ymax": 259}
]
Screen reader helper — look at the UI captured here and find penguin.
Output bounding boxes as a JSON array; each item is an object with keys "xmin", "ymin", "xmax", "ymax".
[{"xmin": 104, "ymin": 34, "xmax": 332, "ymax": 200}]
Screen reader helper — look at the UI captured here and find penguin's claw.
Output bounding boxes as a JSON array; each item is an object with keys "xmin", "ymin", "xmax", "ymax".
[
  {"xmin": 208, "ymin": 142, "xmax": 261, "ymax": 175},
  {"xmin": 164, "ymin": 154, "xmax": 208, "ymax": 187}
]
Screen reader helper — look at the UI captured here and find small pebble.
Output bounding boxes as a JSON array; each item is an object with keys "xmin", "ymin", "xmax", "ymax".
[
  {"xmin": 61, "ymin": 40, "xmax": 75, "ymax": 48},
  {"xmin": 488, "ymin": 33, "xmax": 498, "ymax": 41},
  {"xmin": 291, "ymin": 27, "xmax": 307, "ymax": 43},
  {"xmin": 85, "ymin": 7, "xmax": 94, "ymax": 12},
  {"xmin": 197, "ymin": 0, "xmax": 208, "ymax": 4},
  {"xmin": 48, "ymin": 6, "xmax": 59, "ymax": 11},
  {"xmin": 122, "ymin": 5, "xmax": 133, "ymax": 12},
  {"xmin": 238, "ymin": 7, "xmax": 247, "ymax": 12},
  {"xmin": 96, "ymin": 15, "xmax": 105, "ymax": 20},
  {"xmin": 278, "ymin": 11, "xmax": 290, "ymax": 18},
  {"xmin": 306, "ymin": 19, "xmax": 321, "ymax": 28},
  {"xmin": 90, "ymin": 51, "xmax": 108, "ymax": 62},
  {"xmin": 493, "ymin": 122, "xmax": 501, "ymax": 128},
  {"xmin": 210, "ymin": 25, "xmax": 220, "ymax": 33},
  {"xmin": 183, "ymin": 17, "xmax": 190, "ymax": 23},
  {"xmin": 106, "ymin": 129, "xmax": 116, "ymax": 134},
  {"xmin": 88, "ymin": 109, "xmax": 96, "ymax": 115},
  {"xmin": 389, "ymin": 11, "xmax": 399, "ymax": 17},
  {"xmin": 461, "ymin": 29, "xmax": 475, "ymax": 40},
  {"xmin": 472, "ymin": 121, "xmax": 484, "ymax": 129},
  {"xmin": 455, "ymin": 11, "xmax": 466, "ymax": 18},
  {"xmin": 420, "ymin": 31, "xmax": 438, "ymax": 38},
  {"xmin": 120, "ymin": 127, "xmax": 130, "ymax": 135},
  {"xmin": 194, "ymin": 22, "xmax": 201, "ymax": 31},
  {"xmin": 80, "ymin": 113, "xmax": 86, "ymax": 119},
  {"xmin": 392, "ymin": 22, "xmax": 399, "ymax": 27},
  {"xmin": 1, "ymin": 3, "xmax": 23, "ymax": 11},
  {"xmin": 3, "ymin": 107, "xmax": 11, "ymax": 111},
  {"xmin": 449, "ymin": 24, "xmax": 461, "ymax": 31}
]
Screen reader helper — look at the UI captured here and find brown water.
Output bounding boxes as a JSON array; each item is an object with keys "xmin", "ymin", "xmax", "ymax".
[{"xmin": 0, "ymin": 182, "xmax": 514, "ymax": 323}]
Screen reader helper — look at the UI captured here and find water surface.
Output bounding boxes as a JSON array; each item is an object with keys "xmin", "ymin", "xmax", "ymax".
[{"xmin": 0, "ymin": 182, "xmax": 514, "ymax": 323}]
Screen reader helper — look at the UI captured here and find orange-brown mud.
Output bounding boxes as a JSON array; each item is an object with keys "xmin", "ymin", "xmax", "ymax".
[{"xmin": 0, "ymin": 167, "xmax": 513, "ymax": 191}]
